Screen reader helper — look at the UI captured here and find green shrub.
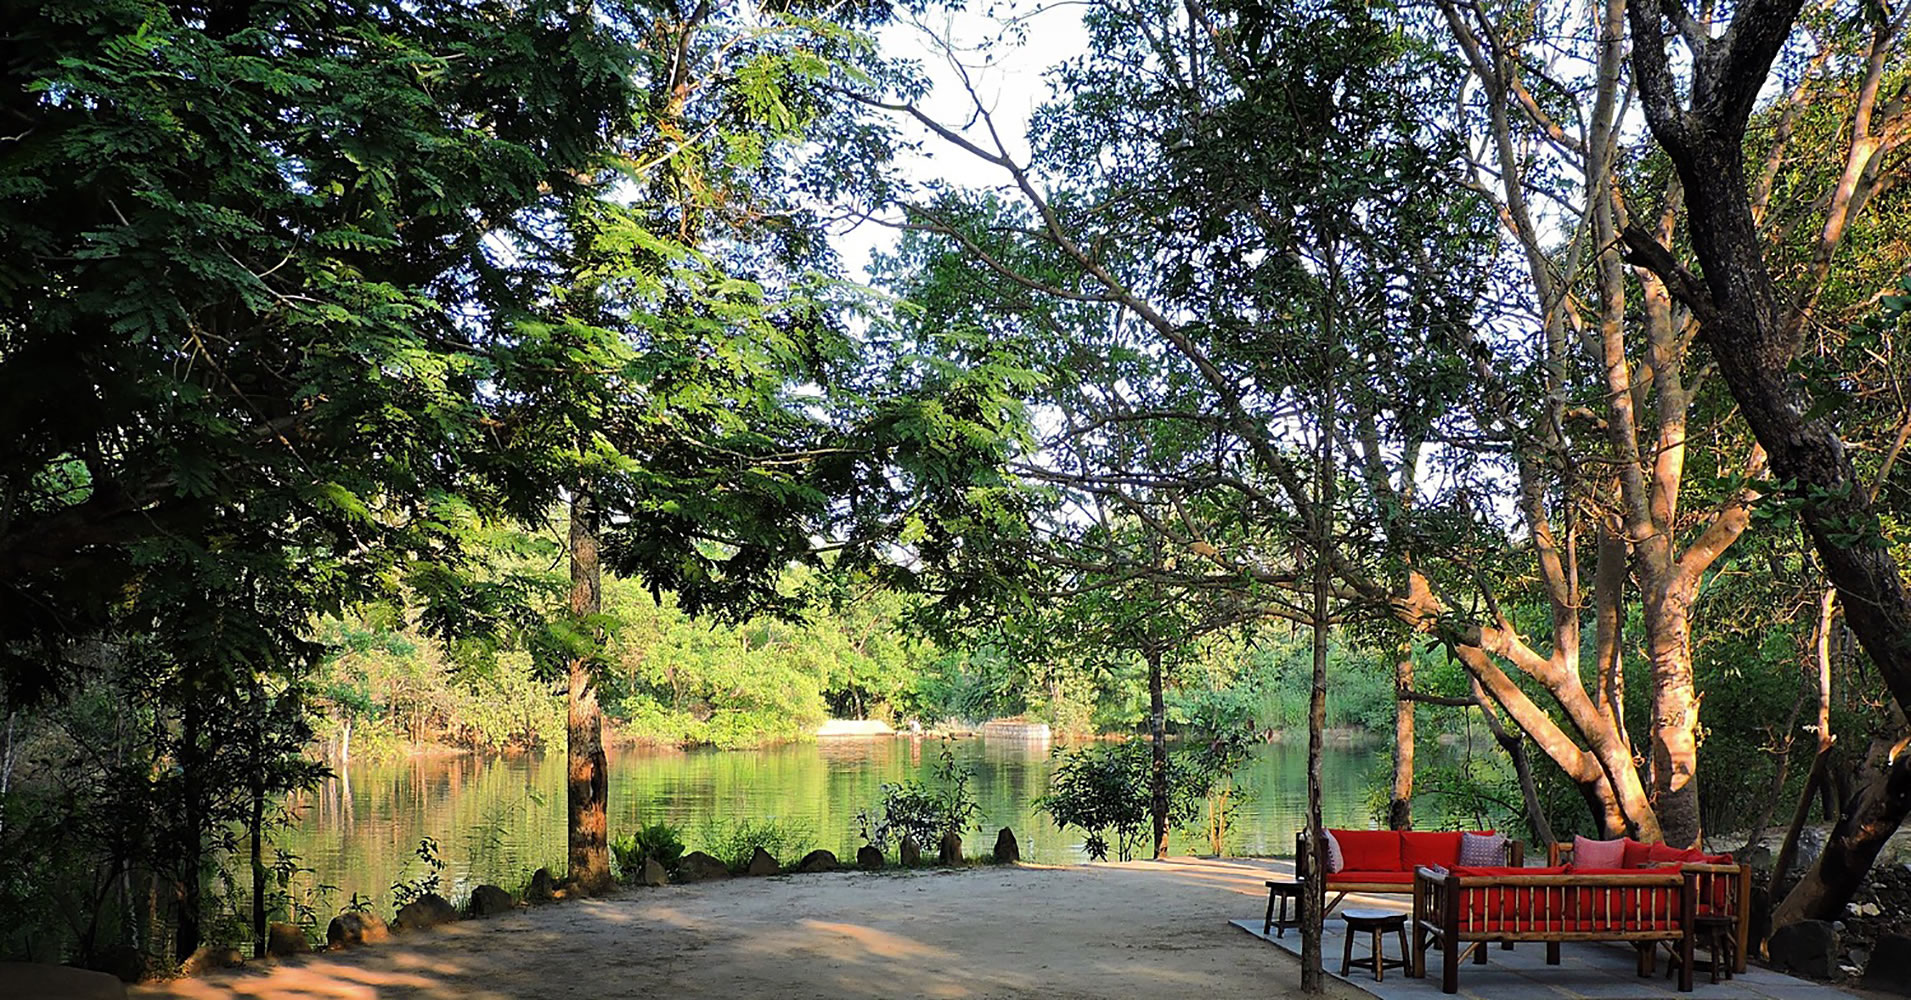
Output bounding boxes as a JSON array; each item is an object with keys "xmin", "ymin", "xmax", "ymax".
[
  {"xmin": 693, "ymin": 817, "xmax": 814, "ymax": 871},
  {"xmin": 612, "ymin": 822, "xmax": 686, "ymax": 880},
  {"xmin": 854, "ymin": 744, "xmax": 982, "ymax": 857}
]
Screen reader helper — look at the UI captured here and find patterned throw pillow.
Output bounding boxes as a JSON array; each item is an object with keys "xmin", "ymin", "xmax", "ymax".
[
  {"xmin": 1573, "ymin": 834, "xmax": 1627, "ymax": 868},
  {"xmin": 1322, "ymin": 829, "xmax": 1345, "ymax": 873},
  {"xmin": 1458, "ymin": 831, "xmax": 1507, "ymax": 867}
]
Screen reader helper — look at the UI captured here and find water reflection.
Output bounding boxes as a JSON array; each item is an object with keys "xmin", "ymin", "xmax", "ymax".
[{"xmin": 277, "ymin": 737, "xmax": 1386, "ymax": 913}]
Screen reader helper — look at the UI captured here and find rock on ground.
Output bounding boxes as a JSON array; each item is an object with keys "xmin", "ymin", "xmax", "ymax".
[
  {"xmin": 1863, "ymin": 933, "xmax": 1911, "ymax": 994},
  {"xmin": 1770, "ymin": 919, "xmax": 1838, "ymax": 980},
  {"xmin": 797, "ymin": 849, "xmax": 840, "ymax": 873},
  {"xmin": 679, "ymin": 851, "xmax": 732, "ymax": 881},
  {"xmin": 466, "ymin": 884, "xmax": 516, "ymax": 918},
  {"xmin": 326, "ymin": 911, "xmax": 389, "ymax": 949},
  {"xmin": 994, "ymin": 827, "xmax": 1020, "ymax": 863},
  {"xmin": 900, "ymin": 839, "xmax": 921, "ymax": 867},
  {"xmin": 639, "ymin": 857, "xmax": 668, "ymax": 886},
  {"xmin": 267, "ymin": 921, "xmax": 309, "ymax": 957},
  {"xmin": 392, "ymin": 893, "xmax": 460, "ymax": 933},
  {"xmin": 746, "ymin": 847, "xmax": 780, "ymax": 876},
  {"xmin": 856, "ymin": 845, "xmax": 883, "ymax": 870},
  {"xmin": 0, "ymin": 962, "xmax": 127, "ymax": 1000},
  {"xmin": 939, "ymin": 831, "xmax": 962, "ymax": 865},
  {"xmin": 527, "ymin": 867, "xmax": 557, "ymax": 903}
]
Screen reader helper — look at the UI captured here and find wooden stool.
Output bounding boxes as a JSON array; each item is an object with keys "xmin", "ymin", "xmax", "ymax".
[
  {"xmin": 1262, "ymin": 879, "xmax": 1301, "ymax": 937},
  {"xmin": 1341, "ymin": 909, "xmax": 1409, "ymax": 982}
]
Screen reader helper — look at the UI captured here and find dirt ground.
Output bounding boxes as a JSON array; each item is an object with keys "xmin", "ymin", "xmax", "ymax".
[{"xmin": 132, "ymin": 857, "xmax": 1367, "ymax": 1000}]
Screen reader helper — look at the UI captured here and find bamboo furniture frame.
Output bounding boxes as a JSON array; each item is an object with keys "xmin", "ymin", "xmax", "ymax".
[
  {"xmin": 1410, "ymin": 865, "xmax": 1700, "ymax": 994},
  {"xmin": 1546, "ymin": 841, "xmax": 1751, "ymax": 975}
]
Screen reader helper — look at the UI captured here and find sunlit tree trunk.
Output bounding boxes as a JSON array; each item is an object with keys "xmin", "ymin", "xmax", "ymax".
[
  {"xmin": 567, "ymin": 484, "xmax": 611, "ymax": 892},
  {"xmin": 1389, "ymin": 649, "xmax": 1413, "ymax": 831}
]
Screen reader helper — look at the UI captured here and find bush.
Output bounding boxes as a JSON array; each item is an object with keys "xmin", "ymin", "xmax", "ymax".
[
  {"xmin": 854, "ymin": 745, "xmax": 981, "ymax": 856},
  {"xmin": 693, "ymin": 817, "xmax": 814, "ymax": 871},
  {"xmin": 611, "ymin": 822, "xmax": 686, "ymax": 880}
]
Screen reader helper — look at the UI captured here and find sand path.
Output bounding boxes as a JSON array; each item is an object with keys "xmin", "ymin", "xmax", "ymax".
[{"xmin": 132, "ymin": 857, "xmax": 1363, "ymax": 999}]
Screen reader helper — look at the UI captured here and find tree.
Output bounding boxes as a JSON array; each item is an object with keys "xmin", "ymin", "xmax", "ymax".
[
  {"xmin": 1624, "ymin": 0, "xmax": 1911, "ymax": 923},
  {"xmin": 0, "ymin": 0, "xmax": 641, "ymax": 963}
]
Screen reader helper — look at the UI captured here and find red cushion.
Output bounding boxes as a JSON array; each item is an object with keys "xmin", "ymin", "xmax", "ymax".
[
  {"xmin": 1327, "ymin": 870, "xmax": 1415, "ymax": 885},
  {"xmin": 1647, "ymin": 842, "xmax": 1706, "ymax": 865},
  {"xmin": 1331, "ymin": 829, "xmax": 1403, "ymax": 872},
  {"xmin": 1400, "ymin": 831, "xmax": 1463, "ymax": 870},
  {"xmin": 1620, "ymin": 838, "xmax": 1653, "ymax": 868},
  {"xmin": 1450, "ymin": 865, "xmax": 1558, "ymax": 877}
]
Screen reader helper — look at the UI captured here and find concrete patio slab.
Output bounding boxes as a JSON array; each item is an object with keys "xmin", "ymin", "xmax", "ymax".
[{"xmin": 1231, "ymin": 914, "xmax": 1860, "ymax": 1000}]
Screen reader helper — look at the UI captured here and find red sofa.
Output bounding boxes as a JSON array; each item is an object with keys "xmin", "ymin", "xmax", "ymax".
[
  {"xmin": 1409, "ymin": 849, "xmax": 1749, "ymax": 994},
  {"xmin": 1294, "ymin": 829, "xmax": 1523, "ymax": 903}
]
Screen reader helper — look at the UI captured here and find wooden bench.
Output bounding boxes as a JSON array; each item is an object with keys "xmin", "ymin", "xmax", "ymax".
[
  {"xmin": 1546, "ymin": 841, "xmax": 1750, "ymax": 975},
  {"xmin": 1410, "ymin": 865, "xmax": 1703, "ymax": 994}
]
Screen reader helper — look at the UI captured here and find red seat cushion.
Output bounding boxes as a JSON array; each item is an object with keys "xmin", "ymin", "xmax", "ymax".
[
  {"xmin": 1647, "ymin": 842, "xmax": 1707, "ymax": 865},
  {"xmin": 1327, "ymin": 870, "xmax": 1415, "ymax": 885},
  {"xmin": 1401, "ymin": 831, "xmax": 1463, "ymax": 870},
  {"xmin": 1331, "ymin": 829, "xmax": 1403, "ymax": 872}
]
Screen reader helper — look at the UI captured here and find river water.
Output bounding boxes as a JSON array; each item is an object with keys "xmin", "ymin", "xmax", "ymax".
[{"xmin": 279, "ymin": 736, "xmax": 1392, "ymax": 913}]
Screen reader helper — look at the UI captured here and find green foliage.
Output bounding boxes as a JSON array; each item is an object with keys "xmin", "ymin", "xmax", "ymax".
[
  {"xmin": 694, "ymin": 817, "xmax": 815, "ymax": 872},
  {"xmin": 390, "ymin": 838, "xmax": 446, "ymax": 909},
  {"xmin": 611, "ymin": 822, "xmax": 686, "ymax": 880},
  {"xmin": 853, "ymin": 745, "xmax": 983, "ymax": 856}
]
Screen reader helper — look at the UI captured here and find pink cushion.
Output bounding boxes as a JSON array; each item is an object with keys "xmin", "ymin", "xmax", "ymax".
[
  {"xmin": 1332, "ymin": 829, "xmax": 1402, "ymax": 872},
  {"xmin": 1573, "ymin": 835, "xmax": 1626, "ymax": 868}
]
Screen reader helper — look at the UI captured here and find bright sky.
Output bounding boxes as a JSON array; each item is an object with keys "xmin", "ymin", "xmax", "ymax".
[{"xmin": 831, "ymin": 4, "xmax": 1091, "ymax": 279}]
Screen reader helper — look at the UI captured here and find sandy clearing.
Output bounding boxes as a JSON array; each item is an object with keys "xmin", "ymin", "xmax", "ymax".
[{"xmin": 131, "ymin": 857, "xmax": 1367, "ymax": 1000}]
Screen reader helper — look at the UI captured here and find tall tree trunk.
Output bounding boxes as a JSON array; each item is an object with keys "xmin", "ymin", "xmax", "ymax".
[
  {"xmin": 567, "ymin": 485, "xmax": 611, "ymax": 893},
  {"xmin": 1148, "ymin": 644, "xmax": 1169, "ymax": 860},
  {"xmin": 250, "ymin": 773, "xmax": 265, "ymax": 960},
  {"xmin": 1300, "ymin": 344, "xmax": 1335, "ymax": 995},
  {"xmin": 1773, "ymin": 736, "xmax": 1911, "ymax": 924},
  {"xmin": 1626, "ymin": 0, "xmax": 1911, "ymax": 924},
  {"xmin": 1389, "ymin": 649, "xmax": 1413, "ymax": 830},
  {"xmin": 175, "ymin": 700, "xmax": 204, "ymax": 964},
  {"xmin": 1643, "ymin": 588, "xmax": 1703, "ymax": 847}
]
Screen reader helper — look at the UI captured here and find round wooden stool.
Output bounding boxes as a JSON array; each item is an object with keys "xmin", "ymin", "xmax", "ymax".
[
  {"xmin": 1341, "ymin": 909, "xmax": 1409, "ymax": 982},
  {"xmin": 1262, "ymin": 879, "xmax": 1301, "ymax": 937}
]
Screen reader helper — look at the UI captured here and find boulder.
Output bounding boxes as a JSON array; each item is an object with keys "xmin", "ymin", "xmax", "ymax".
[
  {"xmin": 326, "ymin": 911, "xmax": 389, "ymax": 949},
  {"xmin": 1863, "ymin": 933, "xmax": 1911, "ymax": 995},
  {"xmin": 745, "ymin": 847, "xmax": 780, "ymax": 876},
  {"xmin": 88, "ymin": 945, "xmax": 147, "ymax": 984},
  {"xmin": 464, "ymin": 884, "xmax": 515, "ymax": 918},
  {"xmin": 179, "ymin": 946, "xmax": 244, "ymax": 976},
  {"xmin": 527, "ymin": 867, "xmax": 558, "ymax": 903},
  {"xmin": 1770, "ymin": 919, "xmax": 1839, "ymax": 980},
  {"xmin": 639, "ymin": 857, "xmax": 668, "ymax": 886},
  {"xmin": 0, "ymin": 963, "xmax": 128, "ymax": 999},
  {"xmin": 856, "ymin": 845, "xmax": 884, "ymax": 871},
  {"xmin": 994, "ymin": 827, "xmax": 1021, "ymax": 864},
  {"xmin": 797, "ymin": 849, "xmax": 841, "ymax": 873},
  {"xmin": 391, "ymin": 893, "xmax": 459, "ymax": 933},
  {"xmin": 900, "ymin": 838, "xmax": 921, "ymax": 867},
  {"xmin": 678, "ymin": 851, "xmax": 732, "ymax": 881},
  {"xmin": 938, "ymin": 830, "xmax": 962, "ymax": 865},
  {"xmin": 266, "ymin": 922, "xmax": 309, "ymax": 957}
]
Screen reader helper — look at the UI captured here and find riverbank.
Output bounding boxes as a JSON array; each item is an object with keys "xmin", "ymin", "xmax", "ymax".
[{"xmin": 132, "ymin": 858, "xmax": 1366, "ymax": 1000}]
